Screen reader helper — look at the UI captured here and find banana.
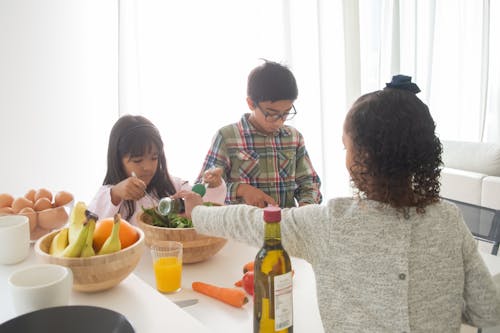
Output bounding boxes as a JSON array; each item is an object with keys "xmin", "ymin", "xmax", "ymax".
[
  {"xmin": 98, "ymin": 213, "xmax": 122, "ymax": 255},
  {"xmin": 61, "ymin": 220, "xmax": 89, "ymax": 258},
  {"xmin": 49, "ymin": 228, "xmax": 69, "ymax": 256},
  {"xmin": 68, "ymin": 201, "xmax": 87, "ymax": 244},
  {"xmin": 80, "ymin": 211, "xmax": 98, "ymax": 258}
]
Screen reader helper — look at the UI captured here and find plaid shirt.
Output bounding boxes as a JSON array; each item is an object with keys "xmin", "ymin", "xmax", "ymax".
[{"xmin": 197, "ymin": 114, "xmax": 322, "ymax": 208}]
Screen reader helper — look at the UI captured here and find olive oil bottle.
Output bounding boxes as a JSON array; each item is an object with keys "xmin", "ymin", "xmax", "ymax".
[{"xmin": 253, "ymin": 206, "xmax": 293, "ymax": 333}]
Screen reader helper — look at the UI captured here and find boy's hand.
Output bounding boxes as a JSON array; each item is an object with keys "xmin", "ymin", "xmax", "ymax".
[
  {"xmin": 111, "ymin": 177, "xmax": 147, "ymax": 205},
  {"xmin": 236, "ymin": 184, "xmax": 277, "ymax": 208},
  {"xmin": 203, "ymin": 167, "xmax": 223, "ymax": 188}
]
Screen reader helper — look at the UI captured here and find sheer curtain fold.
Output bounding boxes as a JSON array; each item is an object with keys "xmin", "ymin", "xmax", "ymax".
[
  {"xmin": 358, "ymin": 0, "xmax": 498, "ymax": 143},
  {"xmin": 118, "ymin": 0, "xmax": 140, "ymax": 116}
]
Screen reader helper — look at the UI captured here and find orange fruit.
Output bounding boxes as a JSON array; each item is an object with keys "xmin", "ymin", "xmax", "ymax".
[{"xmin": 93, "ymin": 217, "xmax": 139, "ymax": 252}]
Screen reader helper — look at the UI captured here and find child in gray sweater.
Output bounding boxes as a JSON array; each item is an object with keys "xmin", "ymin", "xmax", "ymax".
[{"xmin": 176, "ymin": 75, "xmax": 500, "ymax": 332}]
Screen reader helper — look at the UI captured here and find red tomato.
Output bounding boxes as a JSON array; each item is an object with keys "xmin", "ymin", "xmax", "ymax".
[{"xmin": 242, "ymin": 271, "xmax": 254, "ymax": 295}]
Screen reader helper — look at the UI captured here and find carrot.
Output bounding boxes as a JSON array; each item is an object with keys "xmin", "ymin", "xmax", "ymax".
[
  {"xmin": 192, "ymin": 281, "xmax": 248, "ymax": 308},
  {"xmin": 243, "ymin": 261, "xmax": 254, "ymax": 273},
  {"xmin": 234, "ymin": 279, "xmax": 243, "ymax": 287}
]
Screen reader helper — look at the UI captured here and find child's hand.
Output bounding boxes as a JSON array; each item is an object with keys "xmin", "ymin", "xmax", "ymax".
[
  {"xmin": 172, "ymin": 190, "xmax": 204, "ymax": 219},
  {"xmin": 111, "ymin": 176, "xmax": 147, "ymax": 204},
  {"xmin": 203, "ymin": 167, "xmax": 223, "ymax": 188},
  {"xmin": 236, "ymin": 184, "xmax": 277, "ymax": 208}
]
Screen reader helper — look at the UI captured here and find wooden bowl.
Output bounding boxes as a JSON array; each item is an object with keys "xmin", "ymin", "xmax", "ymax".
[
  {"xmin": 34, "ymin": 226, "xmax": 145, "ymax": 292},
  {"xmin": 137, "ymin": 211, "xmax": 227, "ymax": 264}
]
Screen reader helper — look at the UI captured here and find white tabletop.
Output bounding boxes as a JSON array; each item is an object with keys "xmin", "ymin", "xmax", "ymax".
[
  {"xmin": 0, "ymin": 244, "xmax": 210, "ymax": 333},
  {"xmin": 134, "ymin": 240, "xmax": 325, "ymax": 332},
  {"xmin": 2, "ymin": 241, "xmax": 499, "ymax": 332}
]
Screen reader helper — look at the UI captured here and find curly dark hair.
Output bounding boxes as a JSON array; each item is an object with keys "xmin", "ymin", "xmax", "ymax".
[{"xmin": 344, "ymin": 88, "xmax": 442, "ymax": 211}]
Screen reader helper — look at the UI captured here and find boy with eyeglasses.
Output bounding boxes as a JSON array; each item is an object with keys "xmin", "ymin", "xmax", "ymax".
[{"xmin": 196, "ymin": 60, "xmax": 322, "ymax": 208}]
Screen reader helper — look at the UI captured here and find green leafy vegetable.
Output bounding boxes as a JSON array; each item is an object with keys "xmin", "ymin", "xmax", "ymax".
[
  {"xmin": 141, "ymin": 201, "xmax": 219, "ymax": 228},
  {"xmin": 141, "ymin": 207, "xmax": 193, "ymax": 228},
  {"xmin": 167, "ymin": 213, "xmax": 193, "ymax": 228}
]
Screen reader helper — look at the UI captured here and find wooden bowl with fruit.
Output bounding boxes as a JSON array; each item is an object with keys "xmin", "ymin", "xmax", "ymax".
[
  {"xmin": 137, "ymin": 206, "xmax": 227, "ymax": 264},
  {"xmin": 34, "ymin": 205, "xmax": 145, "ymax": 292}
]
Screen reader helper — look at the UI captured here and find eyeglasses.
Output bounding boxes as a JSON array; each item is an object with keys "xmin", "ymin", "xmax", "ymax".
[{"xmin": 255, "ymin": 103, "xmax": 297, "ymax": 122}]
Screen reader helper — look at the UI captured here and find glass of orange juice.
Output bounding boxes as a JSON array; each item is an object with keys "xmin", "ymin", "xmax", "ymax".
[{"xmin": 151, "ymin": 241, "xmax": 183, "ymax": 293}]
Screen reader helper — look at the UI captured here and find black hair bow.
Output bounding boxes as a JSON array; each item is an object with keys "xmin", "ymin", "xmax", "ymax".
[{"xmin": 385, "ymin": 75, "xmax": 421, "ymax": 94}]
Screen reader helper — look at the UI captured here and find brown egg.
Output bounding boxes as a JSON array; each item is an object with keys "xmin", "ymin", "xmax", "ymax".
[
  {"xmin": 54, "ymin": 191, "xmax": 74, "ymax": 207},
  {"xmin": 35, "ymin": 188, "xmax": 53, "ymax": 203},
  {"xmin": 34, "ymin": 197, "xmax": 53, "ymax": 211},
  {"xmin": 19, "ymin": 207, "xmax": 37, "ymax": 232},
  {"xmin": 11, "ymin": 197, "xmax": 34, "ymax": 213},
  {"xmin": 24, "ymin": 189, "xmax": 36, "ymax": 202},
  {"xmin": 0, "ymin": 206, "xmax": 14, "ymax": 215},
  {"xmin": 38, "ymin": 206, "xmax": 69, "ymax": 230},
  {"xmin": 0, "ymin": 193, "xmax": 14, "ymax": 208}
]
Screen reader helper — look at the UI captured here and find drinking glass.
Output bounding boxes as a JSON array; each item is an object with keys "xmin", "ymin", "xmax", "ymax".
[{"xmin": 151, "ymin": 241, "xmax": 183, "ymax": 293}]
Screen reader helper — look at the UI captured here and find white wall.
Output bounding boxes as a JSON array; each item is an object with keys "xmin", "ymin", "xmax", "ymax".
[{"xmin": 0, "ymin": 0, "xmax": 118, "ymax": 203}]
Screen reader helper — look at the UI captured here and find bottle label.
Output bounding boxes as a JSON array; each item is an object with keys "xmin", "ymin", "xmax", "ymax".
[{"xmin": 273, "ymin": 271, "xmax": 293, "ymax": 330}]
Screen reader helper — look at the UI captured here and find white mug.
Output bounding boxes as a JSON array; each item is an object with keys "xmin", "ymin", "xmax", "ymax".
[
  {"xmin": 0, "ymin": 215, "xmax": 30, "ymax": 265},
  {"xmin": 8, "ymin": 264, "xmax": 73, "ymax": 315}
]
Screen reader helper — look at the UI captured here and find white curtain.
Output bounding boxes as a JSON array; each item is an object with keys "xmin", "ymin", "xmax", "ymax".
[
  {"xmin": 356, "ymin": 0, "xmax": 500, "ymax": 143},
  {"xmin": 119, "ymin": 0, "xmax": 500, "ymax": 200},
  {"xmin": 0, "ymin": 0, "xmax": 118, "ymax": 202}
]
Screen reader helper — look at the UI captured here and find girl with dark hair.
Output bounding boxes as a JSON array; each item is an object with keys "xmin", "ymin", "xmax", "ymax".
[
  {"xmin": 88, "ymin": 115, "xmax": 225, "ymax": 224},
  {"xmin": 177, "ymin": 76, "xmax": 500, "ymax": 332}
]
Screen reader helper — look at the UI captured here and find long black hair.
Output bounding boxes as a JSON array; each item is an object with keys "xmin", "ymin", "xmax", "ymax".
[{"xmin": 103, "ymin": 115, "xmax": 176, "ymax": 219}]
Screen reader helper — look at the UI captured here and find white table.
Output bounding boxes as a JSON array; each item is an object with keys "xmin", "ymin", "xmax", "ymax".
[
  {"xmin": 2, "ymin": 241, "xmax": 499, "ymax": 332},
  {"xmin": 134, "ymin": 243, "xmax": 500, "ymax": 333},
  {"xmin": 134, "ymin": 240, "xmax": 325, "ymax": 332},
  {"xmin": 0, "ymin": 244, "xmax": 210, "ymax": 332},
  {"xmin": 0, "ymin": 240, "xmax": 324, "ymax": 332}
]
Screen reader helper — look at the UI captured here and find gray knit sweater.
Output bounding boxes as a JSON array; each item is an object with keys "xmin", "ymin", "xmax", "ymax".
[{"xmin": 192, "ymin": 198, "xmax": 500, "ymax": 332}]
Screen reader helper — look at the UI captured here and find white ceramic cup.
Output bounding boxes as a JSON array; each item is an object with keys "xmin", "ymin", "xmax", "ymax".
[
  {"xmin": 8, "ymin": 264, "xmax": 73, "ymax": 315},
  {"xmin": 0, "ymin": 215, "xmax": 30, "ymax": 265}
]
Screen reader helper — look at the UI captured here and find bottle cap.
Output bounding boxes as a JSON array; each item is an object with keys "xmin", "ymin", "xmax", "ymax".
[
  {"xmin": 263, "ymin": 206, "xmax": 281, "ymax": 223},
  {"xmin": 191, "ymin": 183, "xmax": 207, "ymax": 197}
]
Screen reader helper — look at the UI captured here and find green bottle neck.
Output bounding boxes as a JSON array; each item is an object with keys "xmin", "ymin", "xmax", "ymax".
[{"xmin": 264, "ymin": 221, "xmax": 282, "ymax": 243}]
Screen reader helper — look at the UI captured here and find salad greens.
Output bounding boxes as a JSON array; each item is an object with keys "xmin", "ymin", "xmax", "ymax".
[
  {"xmin": 141, "ymin": 207, "xmax": 193, "ymax": 228},
  {"xmin": 141, "ymin": 202, "xmax": 219, "ymax": 229}
]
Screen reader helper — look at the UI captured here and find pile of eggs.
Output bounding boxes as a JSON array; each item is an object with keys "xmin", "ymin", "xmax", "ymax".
[{"xmin": 0, "ymin": 189, "xmax": 74, "ymax": 241}]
